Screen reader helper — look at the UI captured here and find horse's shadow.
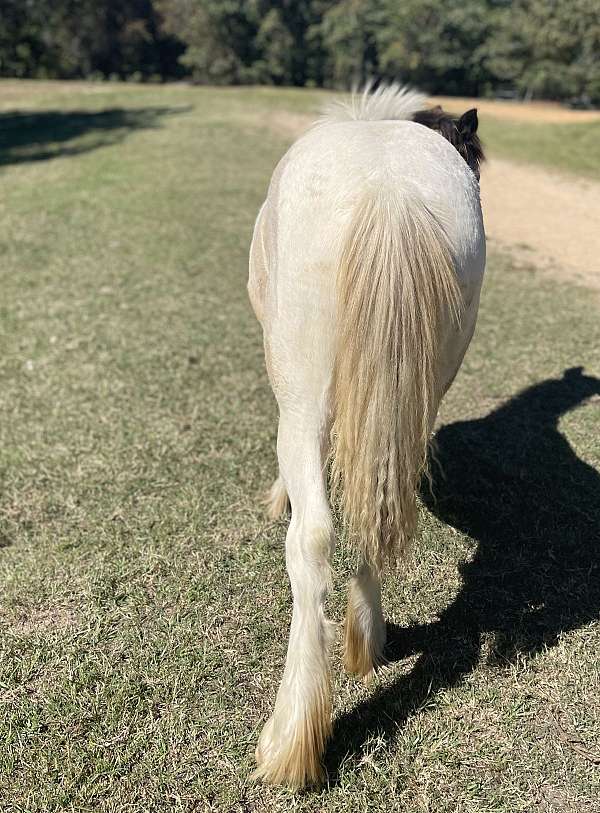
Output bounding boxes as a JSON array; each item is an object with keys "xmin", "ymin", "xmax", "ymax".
[{"xmin": 327, "ymin": 367, "xmax": 600, "ymax": 776}]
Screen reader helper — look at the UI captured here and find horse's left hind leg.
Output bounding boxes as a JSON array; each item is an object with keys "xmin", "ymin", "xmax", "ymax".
[
  {"xmin": 344, "ymin": 561, "xmax": 386, "ymax": 680},
  {"xmin": 264, "ymin": 475, "xmax": 289, "ymax": 519},
  {"xmin": 253, "ymin": 410, "xmax": 335, "ymax": 788}
]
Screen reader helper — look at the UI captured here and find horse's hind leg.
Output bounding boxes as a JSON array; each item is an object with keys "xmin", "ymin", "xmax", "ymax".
[
  {"xmin": 253, "ymin": 408, "xmax": 335, "ymax": 788},
  {"xmin": 264, "ymin": 474, "xmax": 289, "ymax": 519},
  {"xmin": 344, "ymin": 560, "xmax": 386, "ymax": 680}
]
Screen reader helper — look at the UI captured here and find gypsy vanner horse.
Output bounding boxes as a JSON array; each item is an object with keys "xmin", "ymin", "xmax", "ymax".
[{"xmin": 247, "ymin": 83, "xmax": 486, "ymax": 788}]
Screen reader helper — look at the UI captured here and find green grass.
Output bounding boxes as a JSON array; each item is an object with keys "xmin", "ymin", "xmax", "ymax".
[
  {"xmin": 480, "ymin": 118, "xmax": 600, "ymax": 180},
  {"xmin": 1, "ymin": 81, "xmax": 599, "ymax": 812}
]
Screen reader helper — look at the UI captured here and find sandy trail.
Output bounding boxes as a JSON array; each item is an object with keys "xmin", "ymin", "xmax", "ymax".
[
  {"xmin": 482, "ymin": 158, "xmax": 600, "ymax": 290},
  {"xmin": 266, "ymin": 108, "xmax": 600, "ymax": 293},
  {"xmin": 430, "ymin": 96, "xmax": 600, "ymax": 124}
]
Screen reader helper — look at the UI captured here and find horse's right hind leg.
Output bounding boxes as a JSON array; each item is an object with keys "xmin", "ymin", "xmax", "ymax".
[{"xmin": 344, "ymin": 561, "xmax": 386, "ymax": 679}]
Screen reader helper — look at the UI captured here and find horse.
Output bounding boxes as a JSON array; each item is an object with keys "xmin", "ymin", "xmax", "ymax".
[{"xmin": 247, "ymin": 83, "xmax": 487, "ymax": 789}]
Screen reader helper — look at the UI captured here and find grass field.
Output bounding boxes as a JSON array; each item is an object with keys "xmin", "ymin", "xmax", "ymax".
[
  {"xmin": 478, "ymin": 118, "xmax": 600, "ymax": 181},
  {"xmin": 1, "ymin": 82, "xmax": 600, "ymax": 812}
]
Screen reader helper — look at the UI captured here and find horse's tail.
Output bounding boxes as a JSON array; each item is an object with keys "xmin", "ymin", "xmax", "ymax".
[{"xmin": 331, "ymin": 184, "xmax": 462, "ymax": 574}]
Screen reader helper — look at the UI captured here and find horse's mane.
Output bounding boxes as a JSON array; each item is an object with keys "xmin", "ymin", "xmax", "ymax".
[
  {"xmin": 413, "ymin": 106, "xmax": 485, "ymax": 176},
  {"xmin": 319, "ymin": 81, "xmax": 427, "ymax": 125}
]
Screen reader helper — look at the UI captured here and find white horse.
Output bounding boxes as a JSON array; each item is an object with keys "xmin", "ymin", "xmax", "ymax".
[{"xmin": 248, "ymin": 84, "xmax": 486, "ymax": 788}]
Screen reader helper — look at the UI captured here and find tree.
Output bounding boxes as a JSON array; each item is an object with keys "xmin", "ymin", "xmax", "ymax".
[
  {"xmin": 158, "ymin": 0, "xmax": 327, "ymax": 86},
  {"xmin": 0, "ymin": 0, "xmax": 598, "ymax": 103},
  {"xmin": 483, "ymin": 0, "xmax": 600, "ymax": 101},
  {"xmin": 375, "ymin": 0, "xmax": 497, "ymax": 96},
  {"xmin": 158, "ymin": 0, "xmax": 260, "ymax": 84},
  {"xmin": 0, "ymin": 0, "xmax": 184, "ymax": 80},
  {"xmin": 254, "ymin": 9, "xmax": 294, "ymax": 85},
  {"xmin": 314, "ymin": 0, "xmax": 387, "ymax": 87}
]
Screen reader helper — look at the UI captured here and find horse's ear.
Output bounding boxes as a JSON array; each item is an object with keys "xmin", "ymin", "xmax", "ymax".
[
  {"xmin": 564, "ymin": 366, "xmax": 584, "ymax": 378},
  {"xmin": 431, "ymin": 105, "xmax": 443, "ymax": 114},
  {"xmin": 458, "ymin": 108, "xmax": 478, "ymax": 136}
]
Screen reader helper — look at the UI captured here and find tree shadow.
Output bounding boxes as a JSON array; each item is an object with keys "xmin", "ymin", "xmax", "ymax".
[
  {"xmin": 0, "ymin": 106, "xmax": 189, "ymax": 166},
  {"xmin": 327, "ymin": 367, "xmax": 600, "ymax": 778}
]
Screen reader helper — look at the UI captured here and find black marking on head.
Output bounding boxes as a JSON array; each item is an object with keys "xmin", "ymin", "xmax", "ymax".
[{"xmin": 412, "ymin": 106, "xmax": 485, "ymax": 179}]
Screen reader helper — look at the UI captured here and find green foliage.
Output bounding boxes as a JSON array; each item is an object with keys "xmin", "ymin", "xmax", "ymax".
[
  {"xmin": 0, "ymin": 0, "xmax": 184, "ymax": 81},
  {"xmin": 160, "ymin": 0, "xmax": 254, "ymax": 84},
  {"xmin": 0, "ymin": 0, "xmax": 599, "ymax": 102},
  {"xmin": 159, "ymin": 0, "xmax": 327, "ymax": 85},
  {"xmin": 315, "ymin": 0, "xmax": 386, "ymax": 86},
  {"xmin": 482, "ymin": 0, "xmax": 600, "ymax": 101},
  {"xmin": 255, "ymin": 9, "xmax": 295, "ymax": 84},
  {"xmin": 0, "ymin": 0, "xmax": 50, "ymax": 77},
  {"xmin": 377, "ymin": 0, "xmax": 497, "ymax": 95}
]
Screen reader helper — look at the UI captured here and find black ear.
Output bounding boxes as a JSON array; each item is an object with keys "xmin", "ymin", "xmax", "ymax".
[{"xmin": 458, "ymin": 108, "xmax": 478, "ymax": 136}]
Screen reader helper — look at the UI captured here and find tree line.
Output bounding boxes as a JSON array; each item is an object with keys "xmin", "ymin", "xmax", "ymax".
[{"xmin": 1, "ymin": 0, "xmax": 598, "ymax": 103}]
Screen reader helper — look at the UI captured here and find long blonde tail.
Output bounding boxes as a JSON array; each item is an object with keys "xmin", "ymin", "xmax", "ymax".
[{"xmin": 331, "ymin": 185, "xmax": 462, "ymax": 574}]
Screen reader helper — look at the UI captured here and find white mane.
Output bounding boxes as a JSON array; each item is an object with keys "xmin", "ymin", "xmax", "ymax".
[{"xmin": 319, "ymin": 81, "xmax": 427, "ymax": 125}]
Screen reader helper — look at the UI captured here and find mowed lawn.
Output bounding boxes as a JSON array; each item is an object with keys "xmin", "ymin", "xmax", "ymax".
[{"xmin": 1, "ymin": 81, "xmax": 599, "ymax": 812}]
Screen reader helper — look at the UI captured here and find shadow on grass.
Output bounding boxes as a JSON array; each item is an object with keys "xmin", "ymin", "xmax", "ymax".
[
  {"xmin": 0, "ymin": 106, "xmax": 189, "ymax": 166},
  {"xmin": 327, "ymin": 366, "xmax": 600, "ymax": 778},
  {"xmin": 0, "ymin": 530, "xmax": 12, "ymax": 548}
]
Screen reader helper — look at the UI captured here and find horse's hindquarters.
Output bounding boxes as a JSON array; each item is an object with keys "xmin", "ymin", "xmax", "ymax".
[{"xmin": 249, "ymin": 114, "xmax": 486, "ymax": 789}]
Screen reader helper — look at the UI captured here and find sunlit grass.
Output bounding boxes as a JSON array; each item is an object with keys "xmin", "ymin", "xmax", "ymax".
[{"xmin": 481, "ymin": 118, "xmax": 600, "ymax": 180}]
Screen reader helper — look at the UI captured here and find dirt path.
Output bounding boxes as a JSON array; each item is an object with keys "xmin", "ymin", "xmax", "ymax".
[
  {"xmin": 433, "ymin": 96, "xmax": 600, "ymax": 288},
  {"xmin": 266, "ymin": 109, "xmax": 600, "ymax": 293},
  {"xmin": 482, "ymin": 158, "xmax": 600, "ymax": 290},
  {"xmin": 430, "ymin": 96, "xmax": 600, "ymax": 124}
]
